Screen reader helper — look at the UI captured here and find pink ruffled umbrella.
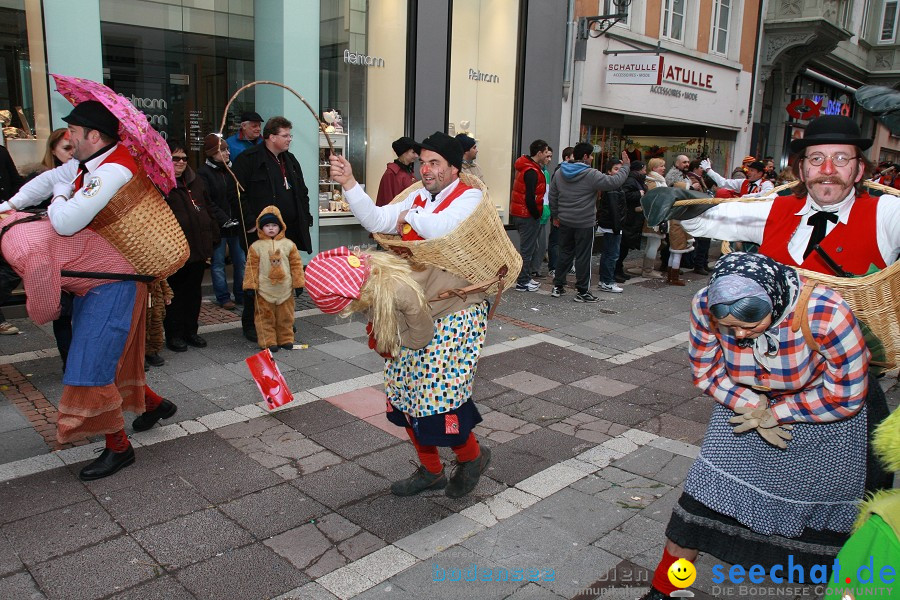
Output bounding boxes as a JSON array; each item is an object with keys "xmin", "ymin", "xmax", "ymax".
[{"xmin": 51, "ymin": 74, "xmax": 176, "ymax": 193}]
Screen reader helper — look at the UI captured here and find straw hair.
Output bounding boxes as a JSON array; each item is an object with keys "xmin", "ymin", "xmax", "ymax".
[
  {"xmin": 342, "ymin": 251, "xmax": 429, "ymax": 357},
  {"xmin": 372, "ymin": 172, "xmax": 522, "ymax": 294},
  {"xmin": 89, "ymin": 166, "xmax": 189, "ymax": 279}
]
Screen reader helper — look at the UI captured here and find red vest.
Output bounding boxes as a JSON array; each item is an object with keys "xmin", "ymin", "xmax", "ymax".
[
  {"xmin": 400, "ymin": 181, "xmax": 473, "ymax": 241},
  {"xmin": 757, "ymin": 193, "xmax": 886, "ymax": 275},
  {"xmin": 510, "ymin": 156, "xmax": 546, "ymax": 219},
  {"xmin": 75, "ymin": 144, "xmax": 138, "ymax": 189},
  {"xmin": 740, "ymin": 179, "xmax": 759, "ymax": 196}
]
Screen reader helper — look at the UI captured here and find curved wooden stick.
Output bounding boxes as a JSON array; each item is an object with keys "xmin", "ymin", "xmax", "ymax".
[{"xmin": 671, "ymin": 178, "xmax": 900, "ymax": 206}]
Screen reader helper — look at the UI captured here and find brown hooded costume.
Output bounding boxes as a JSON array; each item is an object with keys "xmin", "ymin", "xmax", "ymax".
[{"xmin": 243, "ymin": 205, "xmax": 305, "ymax": 348}]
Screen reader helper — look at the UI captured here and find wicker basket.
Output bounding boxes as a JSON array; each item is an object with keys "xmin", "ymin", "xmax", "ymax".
[
  {"xmin": 88, "ymin": 167, "xmax": 189, "ymax": 279},
  {"xmin": 372, "ymin": 173, "xmax": 522, "ymax": 294},
  {"xmin": 721, "ymin": 241, "xmax": 899, "ymax": 368}
]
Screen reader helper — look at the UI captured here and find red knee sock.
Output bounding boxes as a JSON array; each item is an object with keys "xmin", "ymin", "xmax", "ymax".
[
  {"xmin": 651, "ymin": 548, "xmax": 689, "ymax": 596},
  {"xmin": 105, "ymin": 429, "xmax": 131, "ymax": 453},
  {"xmin": 405, "ymin": 427, "xmax": 443, "ymax": 474},
  {"xmin": 451, "ymin": 432, "xmax": 480, "ymax": 463},
  {"xmin": 144, "ymin": 385, "xmax": 163, "ymax": 411}
]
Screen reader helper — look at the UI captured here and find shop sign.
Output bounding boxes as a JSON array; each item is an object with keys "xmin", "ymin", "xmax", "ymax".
[
  {"xmin": 469, "ymin": 68, "xmax": 499, "ymax": 83},
  {"xmin": 661, "ymin": 60, "xmax": 714, "ymax": 90},
  {"xmin": 812, "ymin": 95, "xmax": 851, "ymax": 117},
  {"xmin": 605, "ymin": 55, "xmax": 662, "ymax": 85},
  {"xmin": 649, "ymin": 85, "xmax": 699, "ymax": 102},
  {"xmin": 785, "ymin": 98, "xmax": 821, "ymax": 120},
  {"xmin": 343, "ymin": 49, "xmax": 384, "ymax": 67}
]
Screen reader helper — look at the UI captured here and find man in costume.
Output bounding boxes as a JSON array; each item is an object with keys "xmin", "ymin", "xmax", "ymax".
[
  {"xmin": 1, "ymin": 101, "xmax": 177, "ymax": 480},
  {"xmin": 703, "ymin": 158, "xmax": 774, "ymax": 198},
  {"xmin": 326, "ymin": 132, "xmax": 491, "ymax": 498}
]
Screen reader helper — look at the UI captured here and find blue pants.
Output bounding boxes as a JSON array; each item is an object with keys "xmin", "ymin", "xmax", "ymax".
[
  {"xmin": 598, "ymin": 232, "xmax": 621, "ymax": 285},
  {"xmin": 211, "ymin": 236, "xmax": 246, "ymax": 304}
]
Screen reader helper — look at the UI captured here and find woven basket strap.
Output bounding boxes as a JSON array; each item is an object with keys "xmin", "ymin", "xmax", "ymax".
[
  {"xmin": 790, "ymin": 281, "xmax": 820, "ymax": 354},
  {"xmin": 428, "ymin": 266, "xmax": 511, "ymax": 319}
]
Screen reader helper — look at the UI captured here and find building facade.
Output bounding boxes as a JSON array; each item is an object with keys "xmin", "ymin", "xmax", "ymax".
[
  {"xmin": 0, "ymin": 0, "xmax": 566, "ymax": 254},
  {"xmin": 755, "ymin": 0, "xmax": 900, "ymax": 168},
  {"xmin": 565, "ymin": 0, "xmax": 762, "ymax": 175}
]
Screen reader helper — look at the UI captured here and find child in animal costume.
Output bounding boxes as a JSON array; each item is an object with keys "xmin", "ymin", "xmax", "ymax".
[
  {"xmin": 145, "ymin": 279, "xmax": 173, "ymax": 367},
  {"xmin": 243, "ymin": 206, "xmax": 304, "ymax": 351},
  {"xmin": 304, "ymin": 246, "xmax": 491, "ymax": 499}
]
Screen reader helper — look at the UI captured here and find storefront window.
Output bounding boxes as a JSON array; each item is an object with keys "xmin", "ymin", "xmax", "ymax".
[
  {"xmin": 0, "ymin": 0, "xmax": 34, "ymax": 138},
  {"xmin": 448, "ymin": 0, "xmax": 520, "ymax": 217},
  {"xmin": 100, "ymin": 0, "xmax": 255, "ymax": 158}
]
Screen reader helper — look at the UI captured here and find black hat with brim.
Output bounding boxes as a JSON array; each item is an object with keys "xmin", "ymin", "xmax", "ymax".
[
  {"xmin": 62, "ymin": 100, "xmax": 120, "ymax": 140},
  {"xmin": 391, "ymin": 136, "xmax": 420, "ymax": 157},
  {"xmin": 789, "ymin": 115, "xmax": 873, "ymax": 153},
  {"xmin": 746, "ymin": 161, "xmax": 766, "ymax": 172},
  {"xmin": 419, "ymin": 131, "xmax": 463, "ymax": 170}
]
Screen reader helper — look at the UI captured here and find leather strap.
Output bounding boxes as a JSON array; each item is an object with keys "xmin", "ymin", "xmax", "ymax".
[
  {"xmin": 428, "ymin": 266, "xmax": 510, "ymax": 320},
  {"xmin": 790, "ymin": 281, "xmax": 820, "ymax": 354}
]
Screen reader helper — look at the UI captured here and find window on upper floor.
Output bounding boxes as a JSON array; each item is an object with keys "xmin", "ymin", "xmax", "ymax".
[
  {"xmin": 836, "ymin": 0, "xmax": 852, "ymax": 29},
  {"xmin": 861, "ymin": 0, "xmax": 871, "ymax": 37},
  {"xmin": 880, "ymin": 0, "xmax": 899, "ymax": 43},
  {"xmin": 602, "ymin": 0, "xmax": 629, "ymax": 28},
  {"xmin": 662, "ymin": 0, "xmax": 686, "ymax": 42},
  {"xmin": 711, "ymin": 0, "xmax": 730, "ymax": 55}
]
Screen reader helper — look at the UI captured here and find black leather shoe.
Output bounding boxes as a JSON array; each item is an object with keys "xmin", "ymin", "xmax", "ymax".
[
  {"xmin": 279, "ymin": 343, "xmax": 293, "ymax": 350},
  {"xmin": 185, "ymin": 333, "xmax": 207, "ymax": 348},
  {"xmin": 145, "ymin": 353, "xmax": 165, "ymax": 367},
  {"xmin": 693, "ymin": 266, "xmax": 710, "ymax": 276},
  {"xmin": 132, "ymin": 399, "xmax": 178, "ymax": 432},
  {"xmin": 166, "ymin": 337, "xmax": 188, "ymax": 352},
  {"xmin": 268, "ymin": 345, "xmax": 279, "ymax": 353},
  {"xmin": 79, "ymin": 445, "xmax": 135, "ymax": 481}
]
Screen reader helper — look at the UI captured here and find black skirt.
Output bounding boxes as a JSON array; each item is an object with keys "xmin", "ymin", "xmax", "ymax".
[{"xmin": 386, "ymin": 399, "xmax": 482, "ymax": 447}]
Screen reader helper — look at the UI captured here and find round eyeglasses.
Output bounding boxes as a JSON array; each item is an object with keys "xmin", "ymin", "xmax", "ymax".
[{"xmin": 804, "ymin": 153, "xmax": 859, "ymax": 167}]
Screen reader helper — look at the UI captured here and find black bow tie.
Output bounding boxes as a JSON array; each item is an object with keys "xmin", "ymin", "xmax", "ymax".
[{"xmin": 803, "ymin": 210, "xmax": 839, "ymax": 259}]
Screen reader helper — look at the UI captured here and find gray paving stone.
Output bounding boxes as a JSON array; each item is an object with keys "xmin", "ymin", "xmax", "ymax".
[
  {"xmin": 273, "ymin": 399, "xmax": 359, "ymax": 435},
  {"xmin": 526, "ymin": 487, "xmax": 633, "ymax": 543},
  {"xmin": 0, "ymin": 403, "xmax": 30, "ymax": 434},
  {"xmin": 637, "ymin": 413, "xmax": 708, "ymax": 445},
  {"xmin": 356, "ymin": 444, "xmax": 419, "ymax": 480},
  {"xmin": 96, "ymin": 473, "xmax": 210, "ymax": 531},
  {"xmin": 31, "ymin": 535, "xmax": 158, "ymax": 600},
  {"xmin": 493, "ymin": 396, "xmax": 576, "ymax": 425},
  {"xmin": 502, "ymin": 427, "xmax": 592, "ymax": 463},
  {"xmin": 221, "ymin": 483, "xmax": 328, "ymax": 539},
  {"xmin": 493, "ymin": 371, "xmax": 560, "ymax": 396},
  {"xmin": 0, "ymin": 467, "xmax": 91, "ymax": 524},
  {"xmin": 78, "ymin": 444, "xmax": 178, "ymax": 496},
  {"xmin": 639, "ymin": 484, "xmax": 684, "ymax": 523},
  {"xmin": 299, "ymin": 360, "xmax": 372, "ymax": 384},
  {"xmin": 292, "ymin": 461, "xmax": 390, "ymax": 509},
  {"xmin": 471, "ymin": 379, "xmax": 510, "ymax": 403},
  {"xmin": 473, "ymin": 356, "xmax": 523, "ymax": 381},
  {"xmin": 643, "ymin": 374, "xmax": 702, "ymax": 398},
  {"xmin": 0, "ymin": 532, "xmax": 19, "ymax": 579},
  {"xmin": 611, "ymin": 445, "xmax": 695, "ymax": 487},
  {"xmin": 201, "ymin": 379, "xmax": 267, "ymax": 410},
  {"xmin": 484, "ymin": 442, "xmax": 553, "ymax": 486},
  {"xmin": 175, "ymin": 543, "xmax": 309, "ymax": 600},
  {"xmin": 274, "ymin": 347, "xmax": 333, "ymax": 370},
  {"xmin": 158, "ymin": 348, "xmax": 219, "ymax": 374},
  {"xmin": 264, "ymin": 512, "xmax": 385, "ymax": 578},
  {"xmin": 346, "ymin": 351, "xmax": 389, "ymax": 373},
  {"xmin": 338, "ymin": 492, "xmax": 454, "ymax": 543},
  {"xmin": 578, "ymin": 467, "xmax": 673, "ymax": 512},
  {"xmin": 106, "ymin": 576, "xmax": 197, "ymax": 600},
  {"xmin": 540, "ymin": 543, "xmax": 621, "ymax": 598},
  {"xmin": 571, "ymin": 374, "xmax": 637, "ymax": 397},
  {"xmin": 0, "ymin": 427, "xmax": 50, "ymax": 465},
  {"xmin": 2, "ymin": 498, "xmax": 122, "ymax": 564},
  {"xmin": 281, "ymin": 368, "xmax": 328, "ymax": 393},
  {"xmin": 0, "ymin": 571, "xmax": 46, "ymax": 600},
  {"xmin": 593, "ymin": 514, "xmax": 667, "ymax": 560},
  {"xmin": 586, "ymin": 398, "xmax": 654, "ymax": 427},
  {"xmin": 308, "ymin": 419, "xmax": 401, "ymax": 460},
  {"xmin": 314, "ymin": 339, "xmax": 371, "ymax": 360},
  {"xmin": 477, "ymin": 388, "xmax": 530, "ymax": 411},
  {"xmin": 216, "ymin": 416, "xmax": 324, "ymax": 469},
  {"xmin": 132, "ymin": 508, "xmax": 254, "ymax": 568},
  {"xmin": 504, "ymin": 582, "xmax": 566, "ymax": 599},
  {"xmin": 394, "ymin": 513, "xmax": 485, "ymax": 559}
]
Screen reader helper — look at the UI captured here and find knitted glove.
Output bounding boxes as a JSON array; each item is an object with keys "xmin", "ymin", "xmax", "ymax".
[{"xmin": 729, "ymin": 404, "xmax": 793, "ymax": 449}]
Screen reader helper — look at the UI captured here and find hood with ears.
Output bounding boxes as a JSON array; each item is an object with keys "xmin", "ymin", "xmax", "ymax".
[{"xmin": 255, "ymin": 205, "xmax": 287, "ymax": 241}]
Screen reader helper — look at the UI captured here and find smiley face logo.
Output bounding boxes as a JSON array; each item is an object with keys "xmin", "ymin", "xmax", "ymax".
[{"xmin": 667, "ymin": 559, "xmax": 696, "ymax": 589}]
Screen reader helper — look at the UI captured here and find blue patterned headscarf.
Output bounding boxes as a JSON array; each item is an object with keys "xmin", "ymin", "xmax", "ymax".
[{"xmin": 707, "ymin": 252, "xmax": 800, "ymax": 355}]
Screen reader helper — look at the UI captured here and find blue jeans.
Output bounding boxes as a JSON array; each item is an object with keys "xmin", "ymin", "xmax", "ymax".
[
  {"xmin": 211, "ymin": 236, "xmax": 246, "ymax": 304},
  {"xmin": 598, "ymin": 232, "xmax": 621, "ymax": 285}
]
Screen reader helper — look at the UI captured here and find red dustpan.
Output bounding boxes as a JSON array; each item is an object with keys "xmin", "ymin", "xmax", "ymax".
[{"xmin": 245, "ymin": 349, "xmax": 294, "ymax": 410}]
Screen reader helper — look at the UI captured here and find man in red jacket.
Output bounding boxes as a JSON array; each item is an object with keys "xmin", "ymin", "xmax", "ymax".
[
  {"xmin": 375, "ymin": 136, "xmax": 419, "ymax": 207},
  {"xmin": 510, "ymin": 139, "xmax": 552, "ymax": 292}
]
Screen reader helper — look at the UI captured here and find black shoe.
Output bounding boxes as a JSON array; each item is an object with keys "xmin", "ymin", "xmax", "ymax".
[
  {"xmin": 279, "ymin": 343, "xmax": 293, "ymax": 350},
  {"xmin": 185, "ymin": 333, "xmax": 207, "ymax": 348},
  {"xmin": 145, "ymin": 353, "xmax": 165, "ymax": 367},
  {"xmin": 693, "ymin": 266, "xmax": 710, "ymax": 276},
  {"xmin": 268, "ymin": 345, "xmax": 279, "ymax": 353},
  {"xmin": 132, "ymin": 399, "xmax": 178, "ymax": 432},
  {"xmin": 243, "ymin": 329, "xmax": 257, "ymax": 343},
  {"xmin": 166, "ymin": 337, "xmax": 188, "ymax": 352},
  {"xmin": 78, "ymin": 446, "xmax": 135, "ymax": 481},
  {"xmin": 446, "ymin": 446, "xmax": 491, "ymax": 498},
  {"xmin": 391, "ymin": 462, "xmax": 447, "ymax": 496}
]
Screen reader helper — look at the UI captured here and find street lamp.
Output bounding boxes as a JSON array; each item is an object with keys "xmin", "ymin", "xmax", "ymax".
[{"xmin": 577, "ymin": 0, "xmax": 631, "ymax": 39}]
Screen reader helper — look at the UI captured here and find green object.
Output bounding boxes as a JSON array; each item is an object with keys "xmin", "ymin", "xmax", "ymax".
[
  {"xmin": 823, "ymin": 514, "xmax": 900, "ymax": 600},
  {"xmin": 641, "ymin": 187, "xmax": 716, "ymax": 226},
  {"xmin": 540, "ymin": 204, "xmax": 551, "ymax": 225}
]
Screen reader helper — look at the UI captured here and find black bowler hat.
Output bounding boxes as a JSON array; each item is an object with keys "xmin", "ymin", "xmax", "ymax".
[
  {"xmin": 62, "ymin": 101, "xmax": 120, "ymax": 139},
  {"xmin": 391, "ymin": 136, "xmax": 420, "ymax": 156},
  {"xmin": 419, "ymin": 132, "xmax": 463, "ymax": 169},
  {"xmin": 746, "ymin": 161, "xmax": 766, "ymax": 172},
  {"xmin": 240, "ymin": 111, "xmax": 263, "ymax": 123},
  {"xmin": 789, "ymin": 115, "xmax": 873, "ymax": 153},
  {"xmin": 455, "ymin": 133, "xmax": 477, "ymax": 152}
]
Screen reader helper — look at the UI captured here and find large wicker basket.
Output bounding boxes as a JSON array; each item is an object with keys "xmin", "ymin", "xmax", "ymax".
[
  {"xmin": 373, "ymin": 173, "xmax": 522, "ymax": 294},
  {"xmin": 88, "ymin": 167, "xmax": 189, "ymax": 279},
  {"xmin": 720, "ymin": 241, "xmax": 899, "ymax": 368}
]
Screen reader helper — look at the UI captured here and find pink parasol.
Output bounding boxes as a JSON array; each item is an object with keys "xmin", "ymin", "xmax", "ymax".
[{"xmin": 51, "ymin": 74, "xmax": 176, "ymax": 193}]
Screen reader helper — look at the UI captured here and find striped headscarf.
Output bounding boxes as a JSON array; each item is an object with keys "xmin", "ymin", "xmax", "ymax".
[{"xmin": 304, "ymin": 246, "xmax": 371, "ymax": 314}]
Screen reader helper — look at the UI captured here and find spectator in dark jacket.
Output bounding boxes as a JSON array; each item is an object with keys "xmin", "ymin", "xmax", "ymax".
[
  {"xmin": 596, "ymin": 158, "xmax": 626, "ymax": 293},
  {"xmin": 616, "ymin": 161, "xmax": 647, "ymax": 282},
  {"xmin": 0, "ymin": 144, "xmax": 24, "ymax": 335},
  {"xmin": 197, "ymin": 134, "xmax": 245, "ymax": 309},
  {"xmin": 375, "ymin": 136, "xmax": 418, "ymax": 207},
  {"xmin": 163, "ymin": 140, "xmax": 220, "ymax": 352}
]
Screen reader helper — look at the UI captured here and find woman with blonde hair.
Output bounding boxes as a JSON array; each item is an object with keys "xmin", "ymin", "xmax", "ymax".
[
  {"xmin": 625, "ymin": 157, "xmax": 667, "ymax": 278},
  {"xmin": 41, "ymin": 128, "xmax": 74, "ymax": 170}
]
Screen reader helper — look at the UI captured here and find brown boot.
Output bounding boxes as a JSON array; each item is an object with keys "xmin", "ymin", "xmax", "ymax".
[{"xmin": 667, "ymin": 267, "xmax": 686, "ymax": 286}]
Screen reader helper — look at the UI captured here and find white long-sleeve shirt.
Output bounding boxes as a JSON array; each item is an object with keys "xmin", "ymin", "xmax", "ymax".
[
  {"xmin": 343, "ymin": 178, "xmax": 482, "ymax": 238},
  {"xmin": 680, "ymin": 190, "xmax": 900, "ymax": 266},
  {"xmin": 2, "ymin": 146, "xmax": 133, "ymax": 236},
  {"xmin": 704, "ymin": 168, "xmax": 773, "ymax": 197}
]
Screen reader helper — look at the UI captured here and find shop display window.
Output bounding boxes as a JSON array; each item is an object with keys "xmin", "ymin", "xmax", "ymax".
[{"xmin": 0, "ymin": 1, "xmax": 34, "ymax": 140}]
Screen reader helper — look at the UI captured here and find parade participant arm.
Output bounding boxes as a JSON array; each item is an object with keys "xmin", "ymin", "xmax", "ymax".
[
  {"xmin": 688, "ymin": 292, "xmax": 770, "ymax": 411},
  {"xmin": 330, "ymin": 154, "xmax": 480, "ymax": 238},
  {"xmin": 767, "ymin": 289, "xmax": 869, "ymax": 424},
  {"xmin": 45, "ymin": 161, "xmax": 133, "ymax": 235},
  {"xmin": 243, "ymin": 244, "xmax": 260, "ymax": 293},
  {"xmin": 289, "ymin": 245, "xmax": 305, "ymax": 289},
  {"xmin": 641, "ymin": 187, "xmax": 719, "ymax": 226},
  {"xmin": 876, "ymin": 196, "xmax": 900, "ymax": 265},
  {"xmin": 1, "ymin": 160, "xmax": 80, "ymax": 213}
]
